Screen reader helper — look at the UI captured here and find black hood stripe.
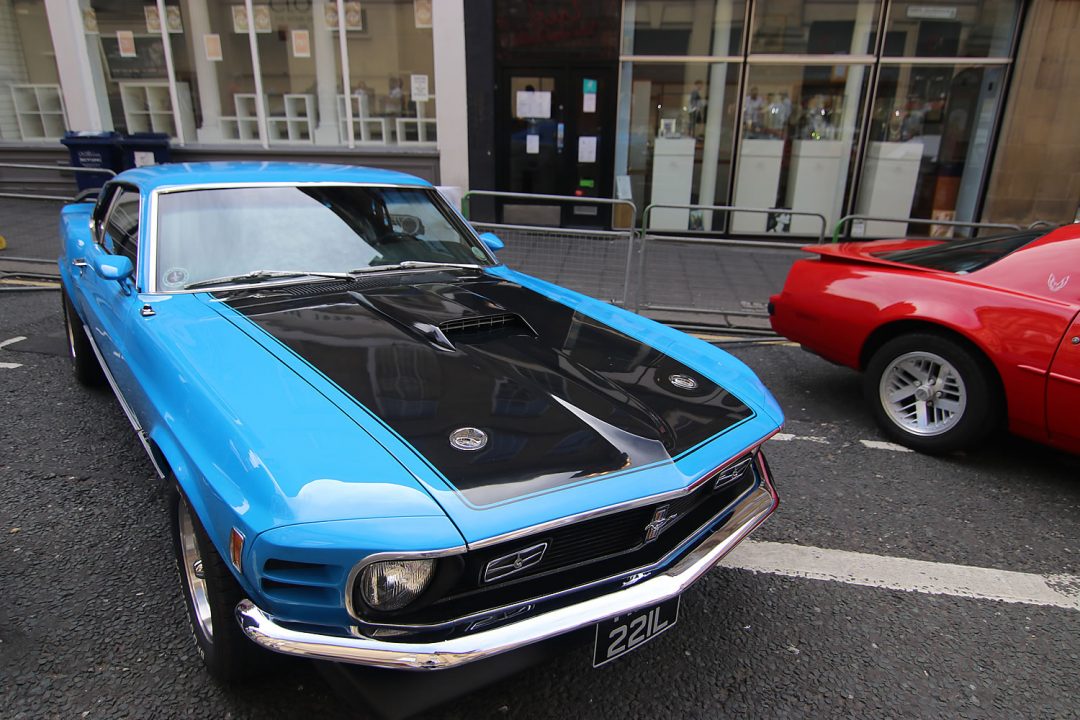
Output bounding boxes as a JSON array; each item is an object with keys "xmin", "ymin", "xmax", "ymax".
[{"xmin": 220, "ymin": 274, "xmax": 752, "ymax": 506}]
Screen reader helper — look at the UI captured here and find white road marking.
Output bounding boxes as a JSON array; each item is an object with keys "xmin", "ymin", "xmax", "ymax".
[
  {"xmin": 859, "ymin": 439, "xmax": 913, "ymax": 452},
  {"xmin": 723, "ymin": 540, "xmax": 1080, "ymax": 612},
  {"xmin": 0, "ymin": 336, "xmax": 27, "ymax": 349},
  {"xmin": 772, "ymin": 433, "xmax": 830, "ymax": 444},
  {"xmin": 0, "ymin": 362, "xmax": 22, "ymax": 369}
]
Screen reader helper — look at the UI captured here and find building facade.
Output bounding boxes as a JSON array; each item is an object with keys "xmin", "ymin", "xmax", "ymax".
[{"xmin": 1, "ymin": 0, "xmax": 1076, "ymax": 236}]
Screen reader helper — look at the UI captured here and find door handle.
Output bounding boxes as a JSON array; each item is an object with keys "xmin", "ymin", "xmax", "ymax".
[{"xmin": 72, "ymin": 258, "xmax": 88, "ymax": 269}]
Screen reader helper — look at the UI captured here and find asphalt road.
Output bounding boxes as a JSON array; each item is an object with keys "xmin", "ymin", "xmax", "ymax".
[{"xmin": 2, "ymin": 288, "xmax": 1079, "ymax": 720}]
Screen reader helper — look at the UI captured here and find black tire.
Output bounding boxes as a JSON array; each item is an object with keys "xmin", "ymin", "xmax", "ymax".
[
  {"xmin": 169, "ymin": 486, "xmax": 271, "ymax": 684},
  {"xmin": 864, "ymin": 332, "xmax": 999, "ymax": 454},
  {"xmin": 61, "ymin": 289, "xmax": 105, "ymax": 387}
]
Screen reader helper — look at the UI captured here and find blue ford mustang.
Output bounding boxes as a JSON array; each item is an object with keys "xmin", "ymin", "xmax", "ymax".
[{"xmin": 58, "ymin": 162, "xmax": 782, "ymax": 713}]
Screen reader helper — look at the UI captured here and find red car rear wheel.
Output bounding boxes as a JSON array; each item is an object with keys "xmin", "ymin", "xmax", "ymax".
[{"xmin": 865, "ymin": 332, "xmax": 999, "ymax": 453}]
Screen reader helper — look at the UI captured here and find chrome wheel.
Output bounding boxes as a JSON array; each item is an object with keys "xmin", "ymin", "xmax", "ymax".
[
  {"xmin": 178, "ymin": 500, "xmax": 214, "ymax": 643},
  {"xmin": 64, "ymin": 306, "xmax": 76, "ymax": 359},
  {"xmin": 879, "ymin": 351, "xmax": 967, "ymax": 437}
]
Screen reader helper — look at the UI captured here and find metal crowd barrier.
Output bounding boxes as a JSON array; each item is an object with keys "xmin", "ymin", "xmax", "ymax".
[
  {"xmin": 641, "ymin": 203, "xmax": 829, "ymax": 246},
  {"xmin": 0, "ymin": 162, "xmax": 115, "ymax": 202},
  {"xmin": 832, "ymin": 214, "xmax": 1022, "ymax": 244},
  {"xmin": 462, "ymin": 190, "xmax": 638, "ymax": 309},
  {"xmin": 634, "ymin": 203, "xmax": 825, "ymax": 330}
]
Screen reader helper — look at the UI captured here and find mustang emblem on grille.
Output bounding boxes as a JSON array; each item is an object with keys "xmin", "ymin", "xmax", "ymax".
[
  {"xmin": 714, "ymin": 456, "xmax": 755, "ymax": 489},
  {"xmin": 449, "ymin": 427, "xmax": 488, "ymax": 451},
  {"xmin": 483, "ymin": 542, "xmax": 548, "ymax": 583},
  {"xmin": 644, "ymin": 505, "xmax": 680, "ymax": 543}
]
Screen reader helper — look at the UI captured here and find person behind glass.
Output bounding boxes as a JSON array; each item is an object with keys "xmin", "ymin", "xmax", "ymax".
[
  {"xmin": 688, "ymin": 79, "xmax": 706, "ymax": 137},
  {"xmin": 387, "ymin": 77, "xmax": 404, "ymax": 116},
  {"xmin": 743, "ymin": 86, "xmax": 765, "ymax": 138}
]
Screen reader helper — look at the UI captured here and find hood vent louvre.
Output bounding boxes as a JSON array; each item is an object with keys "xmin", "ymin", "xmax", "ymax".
[{"xmin": 440, "ymin": 313, "xmax": 532, "ymax": 339}]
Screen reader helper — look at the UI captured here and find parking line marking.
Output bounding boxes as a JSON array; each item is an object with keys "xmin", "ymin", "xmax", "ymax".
[
  {"xmin": 724, "ymin": 540, "xmax": 1080, "ymax": 612},
  {"xmin": 772, "ymin": 433, "xmax": 830, "ymax": 444},
  {"xmin": 0, "ymin": 362, "xmax": 22, "ymax": 369},
  {"xmin": 859, "ymin": 439, "xmax": 913, "ymax": 452},
  {"xmin": 0, "ymin": 336, "xmax": 27, "ymax": 349}
]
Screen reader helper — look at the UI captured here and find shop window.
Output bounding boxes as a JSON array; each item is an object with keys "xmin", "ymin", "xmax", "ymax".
[
  {"xmin": 731, "ymin": 63, "xmax": 872, "ymax": 236},
  {"xmin": 857, "ymin": 64, "xmax": 1006, "ymax": 237},
  {"xmin": 750, "ymin": 0, "xmax": 881, "ymax": 55},
  {"xmin": 621, "ymin": 0, "xmax": 745, "ymax": 58},
  {"xmin": 625, "ymin": 62, "xmax": 741, "ymax": 231},
  {"xmin": 884, "ymin": 0, "xmax": 1019, "ymax": 59},
  {"xmin": 0, "ymin": 0, "xmax": 66, "ymax": 142}
]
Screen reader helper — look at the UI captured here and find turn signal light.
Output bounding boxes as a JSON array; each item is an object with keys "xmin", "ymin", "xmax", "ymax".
[{"xmin": 230, "ymin": 527, "xmax": 245, "ymax": 573}]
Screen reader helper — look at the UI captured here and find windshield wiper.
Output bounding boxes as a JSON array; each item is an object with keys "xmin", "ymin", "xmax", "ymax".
[
  {"xmin": 184, "ymin": 270, "xmax": 351, "ymax": 290},
  {"xmin": 348, "ymin": 261, "xmax": 485, "ymax": 275}
]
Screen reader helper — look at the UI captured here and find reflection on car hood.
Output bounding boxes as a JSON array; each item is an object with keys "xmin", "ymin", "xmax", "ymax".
[{"xmin": 218, "ymin": 273, "xmax": 753, "ymax": 507}]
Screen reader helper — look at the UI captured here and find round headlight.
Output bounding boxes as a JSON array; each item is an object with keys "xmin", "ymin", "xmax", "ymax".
[{"xmin": 358, "ymin": 559, "xmax": 436, "ymax": 612}]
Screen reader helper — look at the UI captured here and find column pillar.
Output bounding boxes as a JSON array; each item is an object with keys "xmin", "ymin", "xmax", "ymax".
[
  {"xmin": 182, "ymin": 0, "xmax": 223, "ymax": 142},
  {"xmin": 44, "ymin": 0, "xmax": 110, "ymax": 131},
  {"xmin": 433, "ymin": 0, "xmax": 468, "ymax": 192}
]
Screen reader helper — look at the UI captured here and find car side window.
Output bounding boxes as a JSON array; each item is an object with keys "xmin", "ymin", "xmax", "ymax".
[{"xmin": 102, "ymin": 189, "xmax": 141, "ymax": 264}]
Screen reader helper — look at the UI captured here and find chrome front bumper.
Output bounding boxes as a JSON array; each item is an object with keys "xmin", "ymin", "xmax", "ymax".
[{"xmin": 236, "ymin": 472, "xmax": 778, "ymax": 672}]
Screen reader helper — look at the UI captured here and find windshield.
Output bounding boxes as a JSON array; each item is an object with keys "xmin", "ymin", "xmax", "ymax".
[
  {"xmin": 873, "ymin": 229, "xmax": 1046, "ymax": 273},
  {"xmin": 154, "ymin": 185, "xmax": 493, "ymax": 290}
]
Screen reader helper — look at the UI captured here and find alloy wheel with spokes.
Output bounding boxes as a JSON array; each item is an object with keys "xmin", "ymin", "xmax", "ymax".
[
  {"xmin": 865, "ymin": 332, "xmax": 998, "ymax": 453},
  {"xmin": 879, "ymin": 350, "xmax": 967, "ymax": 437}
]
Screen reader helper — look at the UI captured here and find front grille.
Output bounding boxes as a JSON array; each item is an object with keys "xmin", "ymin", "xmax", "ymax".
[{"xmin": 394, "ymin": 453, "xmax": 759, "ymax": 625}]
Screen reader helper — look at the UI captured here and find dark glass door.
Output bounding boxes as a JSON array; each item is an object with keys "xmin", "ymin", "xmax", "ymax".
[{"xmin": 498, "ymin": 65, "xmax": 616, "ymax": 227}]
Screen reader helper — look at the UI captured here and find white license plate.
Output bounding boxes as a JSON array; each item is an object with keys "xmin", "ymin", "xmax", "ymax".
[{"xmin": 592, "ymin": 596, "xmax": 680, "ymax": 667}]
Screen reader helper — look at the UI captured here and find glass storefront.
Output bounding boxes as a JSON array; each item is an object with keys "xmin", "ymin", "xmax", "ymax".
[
  {"xmin": 0, "ymin": 0, "xmax": 64, "ymax": 142},
  {"xmin": 619, "ymin": 0, "xmax": 1021, "ymax": 236},
  {"xmin": 55, "ymin": 0, "xmax": 436, "ymax": 149}
]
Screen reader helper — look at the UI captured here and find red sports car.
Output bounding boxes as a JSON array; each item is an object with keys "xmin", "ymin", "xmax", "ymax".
[{"xmin": 769, "ymin": 224, "xmax": 1080, "ymax": 454}]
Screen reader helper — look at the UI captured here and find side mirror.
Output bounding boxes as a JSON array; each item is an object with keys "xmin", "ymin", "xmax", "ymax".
[
  {"xmin": 478, "ymin": 232, "xmax": 505, "ymax": 253},
  {"xmin": 95, "ymin": 254, "xmax": 134, "ymax": 282}
]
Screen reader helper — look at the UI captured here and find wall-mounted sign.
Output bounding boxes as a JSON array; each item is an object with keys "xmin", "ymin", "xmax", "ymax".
[
  {"xmin": 411, "ymin": 74, "xmax": 430, "ymax": 102},
  {"xmin": 291, "ymin": 29, "xmax": 310, "ymax": 58},
  {"xmin": 116, "ymin": 31, "xmax": 137, "ymax": 58},
  {"xmin": 145, "ymin": 5, "xmax": 183, "ymax": 34},
  {"xmin": 204, "ymin": 33, "xmax": 223, "ymax": 62},
  {"xmin": 906, "ymin": 6, "xmax": 958, "ymax": 19},
  {"xmin": 414, "ymin": 0, "xmax": 432, "ymax": 29},
  {"xmin": 526, "ymin": 134, "xmax": 539, "ymax": 154}
]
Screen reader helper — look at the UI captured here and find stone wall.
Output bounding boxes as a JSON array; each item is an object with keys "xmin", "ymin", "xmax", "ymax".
[{"xmin": 983, "ymin": 0, "xmax": 1080, "ymax": 225}]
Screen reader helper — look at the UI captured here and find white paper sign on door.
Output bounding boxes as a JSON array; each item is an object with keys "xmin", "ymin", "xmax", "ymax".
[
  {"xmin": 526, "ymin": 134, "xmax": 540, "ymax": 154},
  {"xmin": 583, "ymin": 93, "xmax": 596, "ymax": 113},
  {"xmin": 515, "ymin": 90, "xmax": 552, "ymax": 119},
  {"xmin": 578, "ymin": 136, "xmax": 597, "ymax": 163}
]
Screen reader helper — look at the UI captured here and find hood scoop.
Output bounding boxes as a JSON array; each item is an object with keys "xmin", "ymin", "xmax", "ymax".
[{"xmin": 440, "ymin": 313, "xmax": 534, "ymax": 340}]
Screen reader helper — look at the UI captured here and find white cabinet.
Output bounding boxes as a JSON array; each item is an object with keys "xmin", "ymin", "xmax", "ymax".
[
  {"xmin": 9, "ymin": 84, "xmax": 67, "ymax": 141},
  {"xmin": 221, "ymin": 94, "xmax": 261, "ymax": 142},
  {"xmin": 732, "ymin": 139, "xmax": 784, "ymax": 233},
  {"xmin": 648, "ymin": 137, "xmax": 696, "ymax": 230},
  {"xmin": 337, "ymin": 94, "xmax": 390, "ymax": 144},
  {"xmin": 119, "ymin": 81, "xmax": 194, "ymax": 139},
  {"xmin": 268, "ymin": 94, "xmax": 315, "ymax": 143},
  {"xmin": 786, "ymin": 140, "xmax": 844, "ymax": 236},
  {"xmin": 855, "ymin": 141, "xmax": 924, "ymax": 237}
]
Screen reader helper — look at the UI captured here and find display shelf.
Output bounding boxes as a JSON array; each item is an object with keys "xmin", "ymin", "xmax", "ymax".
[
  {"xmin": 9, "ymin": 84, "xmax": 67, "ymax": 141},
  {"xmin": 336, "ymin": 94, "xmax": 390, "ymax": 144},
  {"xmin": 396, "ymin": 100, "xmax": 436, "ymax": 144},
  {"xmin": 118, "ymin": 81, "xmax": 194, "ymax": 139},
  {"xmin": 221, "ymin": 93, "xmax": 261, "ymax": 142},
  {"xmin": 268, "ymin": 94, "xmax": 314, "ymax": 143}
]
